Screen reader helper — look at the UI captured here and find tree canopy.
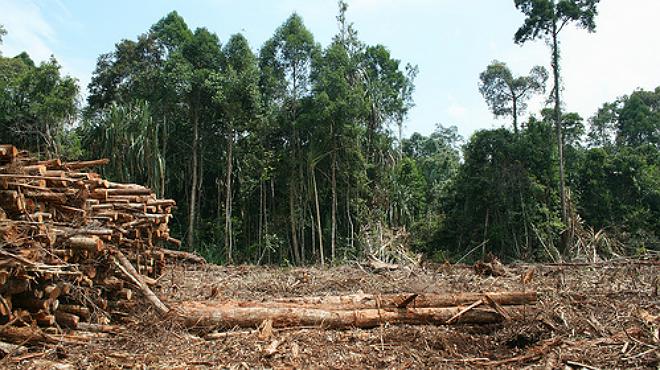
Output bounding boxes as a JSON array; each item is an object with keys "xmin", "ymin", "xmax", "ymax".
[{"xmin": 1, "ymin": 3, "xmax": 657, "ymax": 265}]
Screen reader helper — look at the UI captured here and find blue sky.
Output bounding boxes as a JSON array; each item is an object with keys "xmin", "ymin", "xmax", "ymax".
[{"xmin": 2, "ymin": 0, "xmax": 659, "ymax": 139}]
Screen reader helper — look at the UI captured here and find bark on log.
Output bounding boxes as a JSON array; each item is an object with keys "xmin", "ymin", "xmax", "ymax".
[
  {"xmin": 160, "ymin": 248, "xmax": 205, "ymax": 264},
  {"xmin": 113, "ymin": 251, "xmax": 169, "ymax": 316},
  {"xmin": 68, "ymin": 236, "xmax": 104, "ymax": 252},
  {"xmin": 0, "ymin": 326, "xmax": 55, "ymax": 344},
  {"xmin": 0, "ymin": 279, "xmax": 30, "ymax": 295},
  {"xmin": 55, "ymin": 311, "xmax": 80, "ymax": 328},
  {"xmin": 76, "ymin": 322, "xmax": 120, "ymax": 333},
  {"xmin": 177, "ymin": 303, "xmax": 504, "ymax": 329},
  {"xmin": 234, "ymin": 291, "xmax": 536, "ymax": 311},
  {"xmin": 60, "ymin": 159, "xmax": 110, "ymax": 170},
  {"xmin": 58, "ymin": 304, "xmax": 91, "ymax": 320}
]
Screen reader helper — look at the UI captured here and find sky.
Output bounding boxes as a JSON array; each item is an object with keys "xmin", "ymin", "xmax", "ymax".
[{"xmin": 1, "ymin": 0, "xmax": 659, "ymax": 139}]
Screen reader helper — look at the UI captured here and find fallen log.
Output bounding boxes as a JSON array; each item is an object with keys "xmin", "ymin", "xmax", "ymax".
[
  {"xmin": 235, "ymin": 291, "xmax": 536, "ymax": 311},
  {"xmin": 159, "ymin": 248, "xmax": 206, "ymax": 264},
  {"xmin": 0, "ymin": 325, "xmax": 56, "ymax": 344},
  {"xmin": 177, "ymin": 302, "xmax": 504, "ymax": 329}
]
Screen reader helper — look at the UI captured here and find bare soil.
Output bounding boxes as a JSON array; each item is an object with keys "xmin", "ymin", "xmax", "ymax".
[{"xmin": 5, "ymin": 261, "xmax": 659, "ymax": 369}]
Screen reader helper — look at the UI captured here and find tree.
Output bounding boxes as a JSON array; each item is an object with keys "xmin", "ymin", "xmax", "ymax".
[
  {"xmin": 0, "ymin": 55, "xmax": 79, "ymax": 157},
  {"xmin": 616, "ymin": 88, "xmax": 660, "ymax": 148},
  {"xmin": 514, "ymin": 0, "xmax": 600, "ymax": 248},
  {"xmin": 587, "ymin": 101, "xmax": 619, "ymax": 148},
  {"xmin": 207, "ymin": 33, "xmax": 261, "ymax": 263},
  {"xmin": 81, "ymin": 101, "xmax": 164, "ymax": 194},
  {"xmin": 312, "ymin": 39, "xmax": 367, "ymax": 263},
  {"xmin": 259, "ymin": 13, "xmax": 319, "ymax": 264},
  {"xmin": 181, "ymin": 28, "xmax": 223, "ymax": 250},
  {"xmin": 479, "ymin": 60, "xmax": 547, "ymax": 133}
]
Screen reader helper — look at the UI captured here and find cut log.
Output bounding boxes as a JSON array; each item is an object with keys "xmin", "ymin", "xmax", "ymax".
[
  {"xmin": 117, "ymin": 288, "xmax": 133, "ymax": 301},
  {"xmin": 160, "ymin": 248, "xmax": 205, "ymax": 264},
  {"xmin": 0, "ymin": 325, "xmax": 55, "ymax": 344},
  {"xmin": 11, "ymin": 296, "xmax": 50, "ymax": 311},
  {"xmin": 0, "ymin": 145, "xmax": 18, "ymax": 159},
  {"xmin": 55, "ymin": 311, "xmax": 80, "ymax": 328},
  {"xmin": 113, "ymin": 251, "xmax": 169, "ymax": 316},
  {"xmin": 60, "ymin": 159, "xmax": 110, "ymax": 170},
  {"xmin": 68, "ymin": 236, "xmax": 104, "ymax": 252},
  {"xmin": 177, "ymin": 302, "xmax": 504, "ymax": 329},
  {"xmin": 58, "ymin": 304, "xmax": 91, "ymax": 320},
  {"xmin": 34, "ymin": 311, "xmax": 56, "ymax": 326},
  {"xmin": 235, "ymin": 291, "xmax": 536, "ymax": 311}
]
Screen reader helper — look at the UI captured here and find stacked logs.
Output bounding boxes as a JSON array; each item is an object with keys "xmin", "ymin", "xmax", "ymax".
[{"xmin": 0, "ymin": 144, "xmax": 194, "ymax": 342}]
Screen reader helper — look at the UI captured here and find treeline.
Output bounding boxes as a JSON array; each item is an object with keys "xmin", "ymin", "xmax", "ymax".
[{"xmin": 0, "ymin": 2, "xmax": 658, "ymax": 264}]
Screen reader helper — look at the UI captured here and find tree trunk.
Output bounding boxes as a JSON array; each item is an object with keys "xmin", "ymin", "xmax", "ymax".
[
  {"xmin": 187, "ymin": 102, "xmax": 199, "ymax": 250},
  {"xmin": 288, "ymin": 183, "xmax": 300, "ymax": 264},
  {"xmin": 160, "ymin": 114, "xmax": 167, "ymax": 199},
  {"xmin": 178, "ymin": 303, "xmax": 504, "ymax": 330},
  {"xmin": 552, "ymin": 22, "xmax": 568, "ymax": 252},
  {"xmin": 347, "ymin": 189, "xmax": 354, "ymax": 254},
  {"xmin": 331, "ymin": 129, "xmax": 337, "ymax": 263},
  {"xmin": 512, "ymin": 94, "xmax": 519, "ymax": 134},
  {"xmin": 241, "ymin": 291, "xmax": 537, "ymax": 310},
  {"xmin": 225, "ymin": 127, "xmax": 234, "ymax": 263},
  {"xmin": 312, "ymin": 168, "xmax": 324, "ymax": 267}
]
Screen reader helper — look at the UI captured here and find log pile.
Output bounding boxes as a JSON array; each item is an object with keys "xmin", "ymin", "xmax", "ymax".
[
  {"xmin": 0, "ymin": 144, "xmax": 196, "ymax": 341},
  {"xmin": 179, "ymin": 291, "xmax": 537, "ymax": 330}
]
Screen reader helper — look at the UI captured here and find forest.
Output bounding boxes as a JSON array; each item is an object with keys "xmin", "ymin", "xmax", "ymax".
[{"xmin": 1, "ymin": 0, "xmax": 658, "ymax": 266}]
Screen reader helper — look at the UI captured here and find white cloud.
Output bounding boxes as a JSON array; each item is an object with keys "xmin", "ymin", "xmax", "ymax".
[
  {"xmin": 0, "ymin": 1, "xmax": 89, "ymax": 97},
  {"xmin": 0, "ymin": 1, "xmax": 56, "ymax": 61}
]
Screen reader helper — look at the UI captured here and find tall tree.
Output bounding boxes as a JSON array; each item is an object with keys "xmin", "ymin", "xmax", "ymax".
[
  {"xmin": 259, "ymin": 14, "xmax": 319, "ymax": 264},
  {"xmin": 208, "ymin": 33, "xmax": 261, "ymax": 262},
  {"xmin": 514, "ymin": 0, "xmax": 600, "ymax": 247},
  {"xmin": 479, "ymin": 60, "xmax": 547, "ymax": 133},
  {"xmin": 181, "ymin": 28, "xmax": 223, "ymax": 250}
]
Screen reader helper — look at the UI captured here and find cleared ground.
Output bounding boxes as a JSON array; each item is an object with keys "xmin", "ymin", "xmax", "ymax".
[{"xmin": 7, "ymin": 260, "xmax": 659, "ymax": 369}]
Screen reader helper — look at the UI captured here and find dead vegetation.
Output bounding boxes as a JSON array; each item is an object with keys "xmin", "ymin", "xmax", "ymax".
[{"xmin": 0, "ymin": 258, "xmax": 655, "ymax": 369}]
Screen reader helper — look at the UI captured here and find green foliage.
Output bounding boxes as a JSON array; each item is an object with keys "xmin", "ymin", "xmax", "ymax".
[
  {"xmin": 513, "ymin": 0, "xmax": 600, "ymax": 44},
  {"xmin": 81, "ymin": 101, "xmax": 165, "ymax": 195},
  {"xmin": 617, "ymin": 88, "xmax": 660, "ymax": 148},
  {"xmin": 439, "ymin": 121, "xmax": 564, "ymax": 261},
  {"xmin": 0, "ymin": 54, "xmax": 79, "ymax": 157},
  {"xmin": 576, "ymin": 144, "xmax": 660, "ymax": 250},
  {"xmin": 6, "ymin": 4, "xmax": 655, "ymax": 266},
  {"xmin": 479, "ymin": 60, "xmax": 547, "ymax": 132}
]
